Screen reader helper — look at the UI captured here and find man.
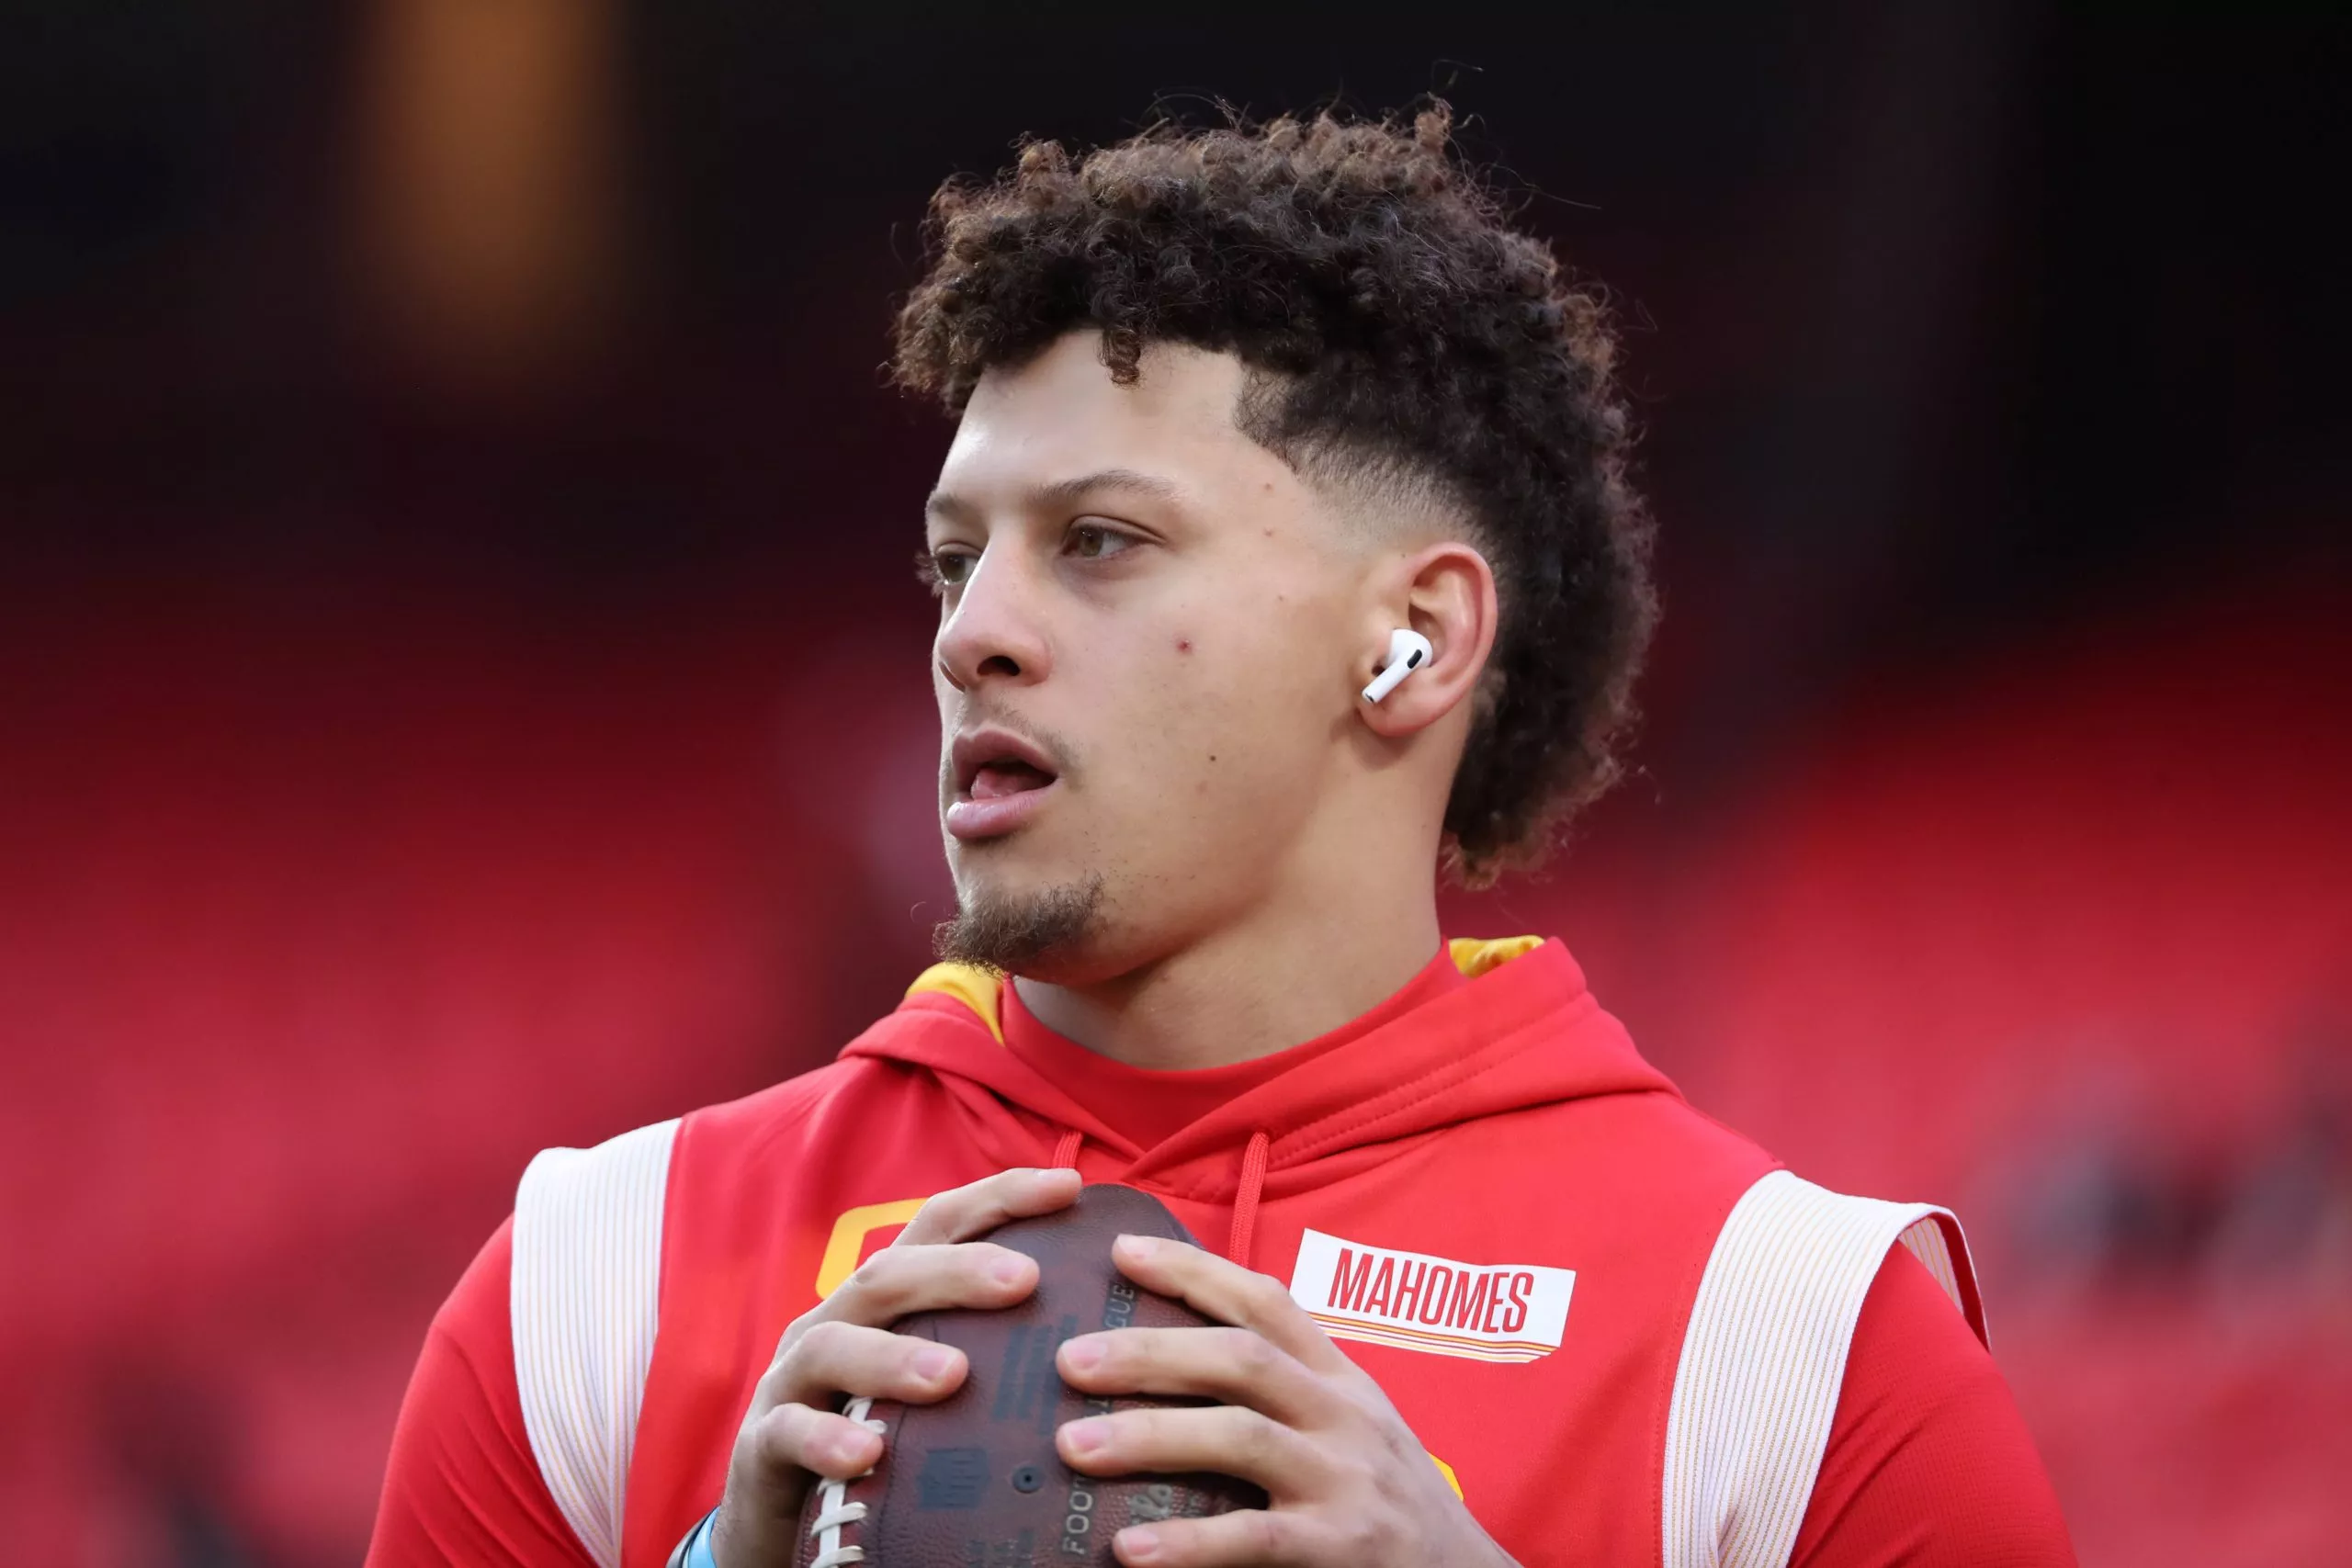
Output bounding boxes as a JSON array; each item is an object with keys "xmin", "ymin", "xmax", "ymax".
[{"xmin": 369, "ymin": 107, "xmax": 2075, "ymax": 1568}]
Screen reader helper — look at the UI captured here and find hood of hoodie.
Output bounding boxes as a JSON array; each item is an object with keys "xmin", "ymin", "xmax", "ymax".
[{"xmin": 837, "ymin": 936, "xmax": 1678, "ymax": 1213}]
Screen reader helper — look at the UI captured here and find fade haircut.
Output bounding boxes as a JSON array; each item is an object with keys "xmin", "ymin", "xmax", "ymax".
[{"xmin": 891, "ymin": 104, "xmax": 1656, "ymax": 885}]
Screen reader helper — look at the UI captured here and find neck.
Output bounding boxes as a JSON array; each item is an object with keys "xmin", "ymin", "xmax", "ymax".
[{"xmin": 1012, "ymin": 860, "xmax": 1444, "ymax": 1072}]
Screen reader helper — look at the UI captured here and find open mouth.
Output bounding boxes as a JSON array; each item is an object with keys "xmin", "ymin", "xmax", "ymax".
[
  {"xmin": 946, "ymin": 728, "xmax": 1062, "ymax": 840},
  {"xmin": 967, "ymin": 758, "xmax": 1056, "ymax": 801}
]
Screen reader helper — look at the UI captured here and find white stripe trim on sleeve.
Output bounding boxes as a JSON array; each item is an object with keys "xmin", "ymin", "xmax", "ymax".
[
  {"xmin": 512, "ymin": 1117, "xmax": 681, "ymax": 1568},
  {"xmin": 1659, "ymin": 1168, "xmax": 1981, "ymax": 1568}
]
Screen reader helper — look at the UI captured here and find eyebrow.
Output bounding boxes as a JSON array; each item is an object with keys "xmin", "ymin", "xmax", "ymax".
[{"xmin": 923, "ymin": 467, "xmax": 1189, "ymax": 526}]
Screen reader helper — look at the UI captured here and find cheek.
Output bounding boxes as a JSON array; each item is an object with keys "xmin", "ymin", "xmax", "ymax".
[
  {"xmin": 1137, "ymin": 626, "xmax": 1329, "ymax": 794},
  {"xmin": 1074, "ymin": 571, "xmax": 1341, "ymax": 807}
]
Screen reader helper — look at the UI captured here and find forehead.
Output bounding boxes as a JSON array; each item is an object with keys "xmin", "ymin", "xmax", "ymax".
[{"xmin": 935, "ymin": 332, "xmax": 1287, "ymax": 502}]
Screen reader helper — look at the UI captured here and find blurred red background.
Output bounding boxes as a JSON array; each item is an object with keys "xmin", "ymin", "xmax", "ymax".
[{"xmin": 3, "ymin": 4, "xmax": 2346, "ymax": 1564}]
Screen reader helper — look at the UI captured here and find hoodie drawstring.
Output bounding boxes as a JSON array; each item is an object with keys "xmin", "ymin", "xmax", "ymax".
[
  {"xmin": 1052, "ymin": 1125, "xmax": 1263, "ymax": 1267},
  {"xmin": 1226, "ymin": 1130, "xmax": 1271, "ymax": 1267}
]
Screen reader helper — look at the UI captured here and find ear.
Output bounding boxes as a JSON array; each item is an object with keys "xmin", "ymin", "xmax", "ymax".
[{"xmin": 1355, "ymin": 540, "xmax": 1498, "ymax": 739}]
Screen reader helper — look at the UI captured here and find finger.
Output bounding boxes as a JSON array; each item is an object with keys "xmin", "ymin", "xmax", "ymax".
[
  {"xmin": 1056, "ymin": 1326, "xmax": 1334, "ymax": 1427},
  {"xmin": 1110, "ymin": 1235, "xmax": 1353, "ymax": 1375},
  {"xmin": 747, "ymin": 1399, "xmax": 884, "ymax": 1483},
  {"xmin": 818, "ymin": 1239, "xmax": 1038, "ymax": 1327},
  {"xmin": 767, "ymin": 1319, "xmax": 967, "ymax": 1410},
  {"xmin": 1057, "ymin": 1404, "xmax": 1327, "ymax": 1499},
  {"xmin": 1112, "ymin": 1509, "xmax": 1310, "ymax": 1568},
  {"xmin": 897, "ymin": 1166, "xmax": 1082, "ymax": 1247}
]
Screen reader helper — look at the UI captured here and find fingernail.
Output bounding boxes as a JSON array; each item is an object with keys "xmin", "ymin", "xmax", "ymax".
[
  {"xmin": 1062, "ymin": 1416, "xmax": 1109, "ymax": 1456},
  {"xmin": 831, "ymin": 1427, "xmax": 875, "ymax": 1468},
  {"xmin": 1061, "ymin": 1335, "xmax": 1104, "ymax": 1372},
  {"xmin": 914, "ymin": 1345, "xmax": 956, "ymax": 1382},
  {"xmin": 989, "ymin": 1254, "xmax": 1030, "ymax": 1287},
  {"xmin": 1115, "ymin": 1234, "xmax": 1161, "ymax": 1261},
  {"xmin": 1120, "ymin": 1526, "xmax": 1162, "ymax": 1562}
]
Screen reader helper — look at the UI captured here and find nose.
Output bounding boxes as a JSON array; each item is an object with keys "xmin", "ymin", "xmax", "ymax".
[{"xmin": 934, "ymin": 547, "xmax": 1052, "ymax": 694}]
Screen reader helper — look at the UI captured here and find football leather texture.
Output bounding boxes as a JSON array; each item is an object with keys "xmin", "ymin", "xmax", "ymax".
[{"xmin": 793, "ymin": 1182, "xmax": 1267, "ymax": 1568}]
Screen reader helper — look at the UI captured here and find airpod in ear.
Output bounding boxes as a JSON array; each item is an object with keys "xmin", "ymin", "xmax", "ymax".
[{"xmin": 1362, "ymin": 628, "xmax": 1434, "ymax": 705}]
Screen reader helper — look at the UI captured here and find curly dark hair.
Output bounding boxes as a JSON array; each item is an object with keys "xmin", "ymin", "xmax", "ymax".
[{"xmin": 891, "ymin": 104, "xmax": 1656, "ymax": 886}]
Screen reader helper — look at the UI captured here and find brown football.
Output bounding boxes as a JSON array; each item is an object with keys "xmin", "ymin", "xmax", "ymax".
[{"xmin": 793, "ymin": 1183, "xmax": 1267, "ymax": 1568}]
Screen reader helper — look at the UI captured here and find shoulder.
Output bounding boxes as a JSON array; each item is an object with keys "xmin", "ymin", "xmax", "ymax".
[
  {"xmin": 375, "ymin": 1106, "xmax": 715, "ymax": 1568},
  {"xmin": 501, "ymin": 1054, "xmax": 925, "ymax": 1556},
  {"xmin": 505, "ymin": 1119, "xmax": 684, "ymax": 1568},
  {"xmin": 513, "ymin": 1054, "xmax": 898, "ymax": 1238},
  {"xmin": 510, "ymin": 1048, "xmax": 931, "ymax": 1330},
  {"xmin": 1659, "ymin": 1168, "xmax": 1987, "ymax": 1568},
  {"xmin": 1790, "ymin": 1246, "xmax": 2075, "ymax": 1565},
  {"xmin": 1687, "ymin": 1167, "xmax": 1984, "ymax": 1345},
  {"xmin": 369, "ymin": 1221, "xmax": 595, "ymax": 1567}
]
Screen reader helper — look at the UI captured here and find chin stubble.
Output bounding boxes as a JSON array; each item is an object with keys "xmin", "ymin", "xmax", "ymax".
[{"xmin": 933, "ymin": 874, "xmax": 1106, "ymax": 973}]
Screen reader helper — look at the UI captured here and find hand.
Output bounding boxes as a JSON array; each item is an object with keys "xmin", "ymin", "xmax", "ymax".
[
  {"xmin": 1051, "ymin": 1235, "xmax": 1517, "ymax": 1568},
  {"xmin": 710, "ymin": 1166, "xmax": 1083, "ymax": 1568}
]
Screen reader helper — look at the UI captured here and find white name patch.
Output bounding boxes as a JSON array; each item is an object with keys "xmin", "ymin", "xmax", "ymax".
[{"xmin": 1288, "ymin": 1228, "xmax": 1575, "ymax": 1363}]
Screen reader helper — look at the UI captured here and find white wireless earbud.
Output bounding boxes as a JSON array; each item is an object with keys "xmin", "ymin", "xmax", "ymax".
[{"xmin": 1362, "ymin": 628, "xmax": 1434, "ymax": 704}]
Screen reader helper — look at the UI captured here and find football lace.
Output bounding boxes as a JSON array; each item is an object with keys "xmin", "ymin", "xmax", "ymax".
[{"xmin": 807, "ymin": 1397, "xmax": 888, "ymax": 1568}]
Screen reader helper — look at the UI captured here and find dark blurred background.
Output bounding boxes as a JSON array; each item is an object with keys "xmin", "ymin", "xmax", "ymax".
[{"xmin": 3, "ymin": 2, "xmax": 2347, "ymax": 1563}]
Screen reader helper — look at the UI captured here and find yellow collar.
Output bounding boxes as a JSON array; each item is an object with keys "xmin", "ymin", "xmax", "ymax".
[{"xmin": 902, "ymin": 934, "xmax": 1544, "ymax": 1046}]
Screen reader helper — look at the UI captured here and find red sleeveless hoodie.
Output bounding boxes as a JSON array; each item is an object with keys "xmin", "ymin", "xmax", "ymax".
[{"xmin": 368, "ymin": 939, "xmax": 2073, "ymax": 1568}]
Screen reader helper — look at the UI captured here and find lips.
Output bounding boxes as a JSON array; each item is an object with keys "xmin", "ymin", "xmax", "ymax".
[{"xmin": 946, "ymin": 726, "xmax": 1062, "ymax": 840}]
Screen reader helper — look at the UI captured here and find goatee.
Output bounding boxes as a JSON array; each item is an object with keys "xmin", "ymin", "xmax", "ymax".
[{"xmin": 933, "ymin": 876, "xmax": 1105, "ymax": 973}]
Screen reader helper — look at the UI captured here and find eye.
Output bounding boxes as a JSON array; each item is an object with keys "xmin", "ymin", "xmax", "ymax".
[
  {"xmin": 1066, "ymin": 520, "xmax": 1137, "ymax": 561},
  {"xmin": 917, "ymin": 546, "xmax": 978, "ymax": 594}
]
